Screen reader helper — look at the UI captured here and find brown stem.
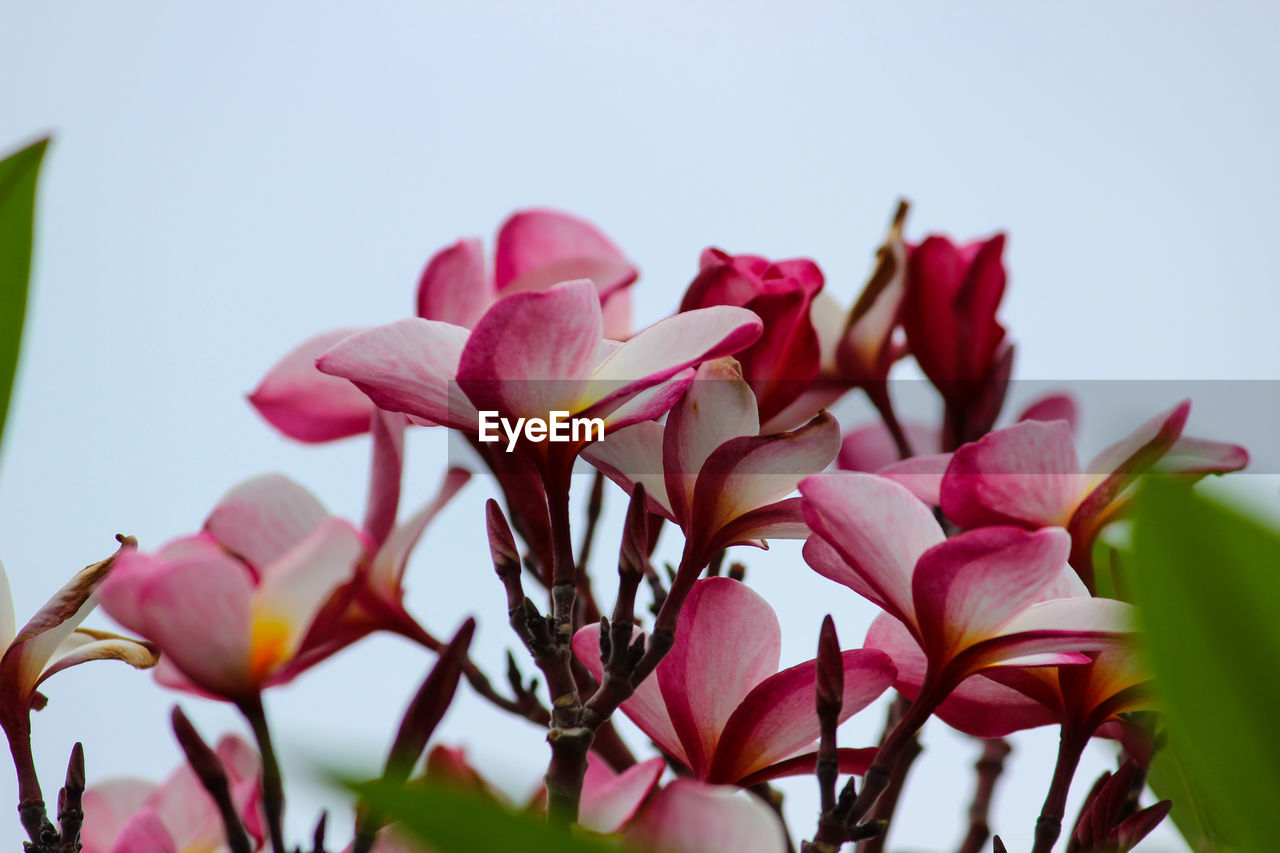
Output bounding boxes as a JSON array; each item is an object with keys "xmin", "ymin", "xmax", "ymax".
[
  {"xmin": 172, "ymin": 707, "xmax": 254, "ymax": 853},
  {"xmin": 857, "ymin": 697, "xmax": 923, "ymax": 853},
  {"xmin": 751, "ymin": 783, "xmax": 797, "ymax": 853},
  {"xmin": 3, "ymin": 712, "xmax": 55, "ymax": 846},
  {"xmin": 865, "ymin": 382, "xmax": 914, "ymax": 461},
  {"xmin": 956, "ymin": 738, "xmax": 1012, "ymax": 853},
  {"xmin": 1030, "ymin": 729, "xmax": 1089, "ymax": 853},
  {"xmin": 846, "ymin": 689, "xmax": 938, "ymax": 829},
  {"xmin": 237, "ymin": 694, "xmax": 287, "ymax": 853}
]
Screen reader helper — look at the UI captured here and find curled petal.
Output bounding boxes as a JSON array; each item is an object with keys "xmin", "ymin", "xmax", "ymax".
[
  {"xmin": 249, "ymin": 328, "xmax": 375, "ymax": 443},
  {"xmin": 1016, "ymin": 393, "xmax": 1079, "ymax": 432},
  {"xmin": 1158, "ymin": 435, "xmax": 1249, "ymax": 475},
  {"xmin": 416, "ymin": 237, "xmax": 491, "ymax": 328},
  {"xmin": 580, "ymin": 754, "xmax": 666, "ymax": 835},
  {"xmin": 369, "ymin": 467, "xmax": 471, "ymax": 597},
  {"xmin": 33, "ymin": 627, "xmax": 158, "ymax": 692}
]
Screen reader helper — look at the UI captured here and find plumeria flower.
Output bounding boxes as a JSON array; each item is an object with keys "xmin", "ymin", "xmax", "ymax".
[
  {"xmin": 583, "ymin": 358, "xmax": 840, "ymax": 574},
  {"xmin": 799, "ymin": 473, "xmax": 1133, "ymax": 802},
  {"xmin": 99, "ymin": 480, "xmax": 368, "ymax": 701},
  {"xmin": 317, "ymin": 279, "xmax": 761, "ymax": 490},
  {"xmin": 575, "ymin": 577, "xmax": 895, "ymax": 787},
  {"xmin": 80, "ymin": 734, "xmax": 264, "ymax": 853},
  {"xmin": 679, "ymin": 248, "xmax": 826, "ymax": 427},
  {"xmin": 0, "ymin": 538, "xmax": 158, "ymax": 733},
  {"xmin": 623, "ymin": 780, "xmax": 788, "ymax": 853},
  {"xmin": 900, "ymin": 231, "xmax": 1013, "ymax": 445},
  {"xmin": 249, "ymin": 208, "xmax": 638, "ymax": 443},
  {"xmin": 930, "ymin": 400, "xmax": 1247, "ymax": 586}
]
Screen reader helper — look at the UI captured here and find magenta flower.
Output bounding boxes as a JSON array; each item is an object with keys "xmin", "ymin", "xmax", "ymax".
[
  {"xmin": 575, "ymin": 577, "xmax": 894, "ymax": 787},
  {"xmin": 679, "ymin": 249, "xmax": 825, "ymax": 427},
  {"xmin": 800, "ymin": 472, "xmax": 1133, "ymax": 806},
  {"xmin": 937, "ymin": 400, "xmax": 1247, "ymax": 585},
  {"xmin": 249, "ymin": 208, "xmax": 637, "ymax": 443},
  {"xmin": 99, "ymin": 477, "xmax": 368, "ymax": 700},
  {"xmin": 623, "ymin": 779, "xmax": 788, "ymax": 853},
  {"xmin": 584, "ymin": 358, "xmax": 840, "ymax": 569},
  {"xmin": 80, "ymin": 734, "xmax": 264, "ymax": 853}
]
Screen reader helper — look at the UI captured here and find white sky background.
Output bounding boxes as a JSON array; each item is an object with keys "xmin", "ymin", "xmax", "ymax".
[{"xmin": 1, "ymin": 2, "xmax": 1278, "ymax": 850}]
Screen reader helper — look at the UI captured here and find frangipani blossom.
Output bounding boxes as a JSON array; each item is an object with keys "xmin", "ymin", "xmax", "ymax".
[
  {"xmin": 249, "ymin": 208, "xmax": 637, "ymax": 443},
  {"xmin": 937, "ymin": 401, "xmax": 1247, "ymax": 585},
  {"xmin": 679, "ymin": 248, "xmax": 825, "ymax": 426},
  {"xmin": 583, "ymin": 358, "xmax": 840, "ymax": 566},
  {"xmin": 623, "ymin": 780, "xmax": 787, "ymax": 853},
  {"xmin": 0, "ymin": 538, "xmax": 158, "ymax": 730},
  {"xmin": 99, "ymin": 479, "xmax": 368, "ymax": 700},
  {"xmin": 318, "ymin": 279, "xmax": 762, "ymax": 483},
  {"xmin": 800, "ymin": 474, "xmax": 1133, "ymax": 746},
  {"xmin": 81, "ymin": 734, "xmax": 264, "ymax": 853},
  {"xmin": 575, "ymin": 578, "xmax": 895, "ymax": 786}
]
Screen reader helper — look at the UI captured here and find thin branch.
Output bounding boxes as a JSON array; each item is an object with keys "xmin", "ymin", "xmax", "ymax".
[
  {"xmin": 956, "ymin": 738, "xmax": 1012, "ymax": 853},
  {"xmin": 236, "ymin": 695, "xmax": 287, "ymax": 853},
  {"xmin": 858, "ymin": 696, "xmax": 924, "ymax": 853},
  {"xmin": 171, "ymin": 707, "xmax": 253, "ymax": 853}
]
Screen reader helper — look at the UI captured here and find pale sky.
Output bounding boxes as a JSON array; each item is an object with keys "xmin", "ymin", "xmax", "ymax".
[{"xmin": 1, "ymin": 2, "xmax": 1277, "ymax": 850}]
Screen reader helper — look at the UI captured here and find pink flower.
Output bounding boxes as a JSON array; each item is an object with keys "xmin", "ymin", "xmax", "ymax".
[
  {"xmin": 679, "ymin": 249, "xmax": 825, "ymax": 426},
  {"xmin": 317, "ymin": 279, "xmax": 761, "ymax": 483},
  {"xmin": 574, "ymin": 577, "xmax": 895, "ymax": 786},
  {"xmin": 800, "ymin": 473, "xmax": 1133, "ymax": 742},
  {"xmin": 623, "ymin": 780, "xmax": 788, "ymax": 853},
  {"xmin": 936, "ymin": 400, "xmax": 1247, "ymax": 586},
  {"xmin": 583, "ymin": 358, "xmax": 840, "ymax": 569},
  {"xmin": 249, "ymin": 208, "xmax": 637, "ymax": 443},
  {"xmin": 80, "ymin": 734, "xmax": 264, "ymax": 853},
  {"xmin": 901, "ymin": 232, "xmax": 1012, "ymax": 446},
  {"xmin": 0, "ymin": 539, "xmax": 158, "ymax": 729},
  {"xmin": 99, "ymin": 478, "xmax": 368, "ymax": 700}
]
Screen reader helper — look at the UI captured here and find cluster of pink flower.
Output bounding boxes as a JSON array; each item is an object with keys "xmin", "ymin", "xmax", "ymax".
[{"xmin": 3, "ymin": 207, "xmax": 1248, "ymax": 853}]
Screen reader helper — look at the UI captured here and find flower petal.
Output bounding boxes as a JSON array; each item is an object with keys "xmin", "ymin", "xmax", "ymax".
[
  {"xmin": 581, "ymin": 420, "xmax": 675, "ymax": 521},
  {"xmin": 580, "ymin": 754, "xmax": 665, "ymax": 835},
  {"xmin": 624, "ymin": 780, "xmax": 787, "ymax": 853},
  {"xmin": 877, "ymin": 453, "xmax": 952, "ymax": 507},
  {"xmin": 657, "ymin": 578, "xmax": 781, "ymax": 778},
  {"xmin": 1157, "ymin": 435, "xmax": 1249, "ymax": 475},
  {"xmin": 799, "ymin": 473, "xmax": 944, "ymax": 627},
  {"xmin": 494, "ymin": 208, "xmax": 633, "ymax": 293},
  {"xmin": 941, "ymin": 420, "xmax": 1085, "ymax": 529},
  {"xmin": 317, "ymin": 318, "xmax": 476, "ymax": 430},
  {"xmin": 81, "ymin": 778, "xmax": 155, "ymax": 853},
  {"xmin": 837, "ymin": 422, "xmax": 940, "ymax": 473},
  {"xmin": 1016, "ymin": 393, "xmax": 1079, "ymax": 433},
  {"xmin": 369, "ymin": 467, "xmax": 471, "ymax": 597},
  {"xmin": 108, "ymin": 808, "xmax": 176, "ymax": 853},
  {"xmin": 205, "ymin": 474, "xmax": 330, "ymax": 570},
  {"xmin": 0, "ymin": 561, "xmax": 15, "ymax": 649},
  {"xmin": 959, "ymin": 597, "xmax": 1136, "ymax": 675},
  {"xmin": 33, "ymin": 627, "xmax": 158, "ymax": 691},
  {"xmin": 912, "ymin": 526, "xmax": 1072, "ymax": 662},
  {"xmin": 416, "ymin": 237, "xmax": 492, "ymax": 328},
  {"xmin": 663, "ymin": 359, "xmax": 760, "ymax": 525},
  {"xmin": 709, "ymin": 649, "xmax": 894, "ymax": 783},
  {"xmin": 249, "ymin": 328, "xmax": 376, "ymax": 443},
  {"xmin": 735, "ymin": 748, "xmax": 878, "ymax": 788}
]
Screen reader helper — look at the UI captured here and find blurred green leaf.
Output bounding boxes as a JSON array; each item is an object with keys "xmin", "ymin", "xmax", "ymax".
[
  {"xmin": 1128, "ymin": 479, "xmax": 1280, "ymax": 853},
  {"xmin": 0, "ymin": 137, "xmax": 48, "ymax": 457},
  {"xmin": 1145, "ymin": 734, "xmax": 1231, "ymax": 853},
  {"xmin": 354, "ymin": 777, "xmax": 622, "ymax": 853}
]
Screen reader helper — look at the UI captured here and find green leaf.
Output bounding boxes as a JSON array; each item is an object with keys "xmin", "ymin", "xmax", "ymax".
[
  {"xmin": 1128, "ymin": 479, "xmax": 1280, "ymax": 853},
  {"xmin": 1145, "ymin": 733, "xmax": 1232, "ymax": 853},
  {"xmin": 0, "ymin": 137, "xmax": 48, "ymax": 458},
  {"xmin": 353, "ymin": 777, "xmax": 622, "ymax": 853}
]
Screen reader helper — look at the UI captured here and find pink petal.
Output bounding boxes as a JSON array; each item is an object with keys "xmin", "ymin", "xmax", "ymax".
[
  {"xmin": 624, "ymin": 780, "xmax": 787, "ymax": 853},
  {"xmin": 1083, "ymin": 400, "xmax": 1190, "ymax": 479},
  {"xmin": 735, "ymin": 748, "xmax": 877, "ymax": 787},
  {"xmin": 205, "ymin": 474, "xmax": 330, "ymax": 570},
  {"xmin": 148, "ymin": 764, "xmax": 223, "ymax": 851},
  {"xmin": 837, "ymin": 422, "xmax": 940, "ymax": 472},
  {"xmin": 581, "ymin": 420, "xmax": 676, "ymax": 521},
  {"xmin": 713, "ymin": 497, "xmax": 808, "ymax": 548},
  {"xmin": 108, "ymin": 808, "xmax": 176, "ymax": 853},
  {"xmin": 1016, "ymin": 393, "xmax": 1079, "ymax": 433},
  {"xmin": 1158, "ymin": 435, "xmax": 1249, "ymax": 475},
  {"xmin": 657, "ymin": 578, "xmax": 781, "ymax": 778},
  {"xmin": 596, "ymin": 368, "xmax": 697, "ymax": 433},
  {"xmin": 961, "ymin": 597, "xmax": 1136, "ymax": 675},
  {"xmin": 362, "ymin": 409, "xmax": 409, "ymax": 551},
  {"xmin": 877, "ymin": 453, "xmax": 952, "ymax": 506},
  {"xmin": 251, "ymin": 518, "xmax": 366, "ymax": 681},
  {"xmin": 580, "ymin": 754, "xmax": 665, "ymax": 834},
  {"xmin": 866, "ymin": 614, "xmax": 1056, "ymax": 737},
  {"xmin": 456, "ymin": 279, "xmax": 602, "ymax": 419},
  {"xmin": 493, "ymin": 208, "xmax": 633, "ymax": 292},
  {"xmin": 709, "ymin": 649, "xmax": 894, "ymax": 784},
  {"xmin": 912, "ymin": 526, "xmax": 1072, "ymax": 663},
  {"xmin": 581, "ymin": 306, "xmax": 762, "ymax": 424},
  {"xmin": 799, "ymin": 473, "xmax": 945, "ymax": 627},
  {"xmin": 416, "ymin": 237, "xmax": 492, "ymax": 328},
  {"xmin": 317, "ymin": 318, "xmax": 476, "ymax": 430},
  {"xmin": 663, "ymin": 359, "xmax": 760, "ymax": 525},
  {"xmin": 573, "ymin": 623, "xmax": 688, "ymax": 767},
  {"xmin": 249, "ymin": 328, "xmax": 377, "ymax": 443},
  {"xmin": 690, "ymin": 412, "xmax": 840, "ymax": 542},
  {"xmin": 735, "ymin": 287, "xmax": 822, "ymax": 424},
  {"xmin": 369, "ymin": 467, "xmax": 470, "ymax": 598},
  {"xmin": 941, "ymin": 420, "xmax": 1085, "ymax": 529},
  {"xmin": 802, "ymin": 536, "xmax": 896, "ymax": 615},
  {"xmin": 81, "ymin": 778, "xmax": 156, "ymax": 853}
]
